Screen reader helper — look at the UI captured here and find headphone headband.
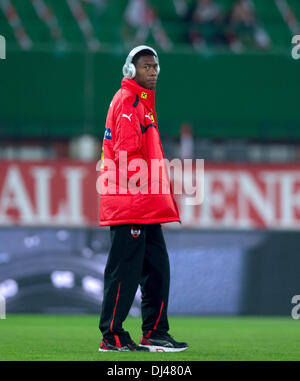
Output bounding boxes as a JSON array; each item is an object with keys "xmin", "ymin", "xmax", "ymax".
[{"xmin": 126, "ymin": 45, "xmax": 158, "ymax": 65}]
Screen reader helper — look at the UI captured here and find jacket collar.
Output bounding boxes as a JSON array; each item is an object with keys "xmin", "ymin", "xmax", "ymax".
[{"xmin": 121, "ymin": 78, "xmax": 155, "ymax": 111}]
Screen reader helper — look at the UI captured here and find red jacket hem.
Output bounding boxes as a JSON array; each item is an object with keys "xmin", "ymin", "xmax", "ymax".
[{"xmin": 99, "ymin": 216, "xmax": 181, "ymax": 226}]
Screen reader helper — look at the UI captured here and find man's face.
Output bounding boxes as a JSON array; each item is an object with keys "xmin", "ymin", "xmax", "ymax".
[{"xmin": 134, "ymin": 55, "xmax": 159, "ymax": 90}]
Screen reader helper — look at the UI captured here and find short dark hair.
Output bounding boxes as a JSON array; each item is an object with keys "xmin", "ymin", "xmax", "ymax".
[{"xmin": 132, "ymin": 49, "xmax": 155, "ymax": 66}]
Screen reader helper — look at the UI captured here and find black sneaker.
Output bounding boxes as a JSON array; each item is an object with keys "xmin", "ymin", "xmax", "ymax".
[
  {"xmin": 99, "ymin": 338, "xmax": 149, "ymax": 352},
  {"xmin": 139, "ymin": 332, "xmax": 188, "ymax": 352}
]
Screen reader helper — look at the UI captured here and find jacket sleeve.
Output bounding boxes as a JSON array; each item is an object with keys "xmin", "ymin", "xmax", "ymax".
[{"xmin": 113, "ymin": 97, "xmax": 143, "ymax": 164}]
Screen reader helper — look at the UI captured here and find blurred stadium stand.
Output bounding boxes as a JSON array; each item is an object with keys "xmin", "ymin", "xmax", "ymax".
[{"xmin": 0, "ymin": 0, "xmax": 300, "ymax": 162}]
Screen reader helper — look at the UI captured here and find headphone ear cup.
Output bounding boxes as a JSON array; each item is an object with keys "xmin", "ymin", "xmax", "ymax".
[
  {"xmin": 122, "ymin": 63, "xmax": 129, "ymax": 78},
  {"xmin": 128, "ymin": 63, "xmax": 136, "ymax": 79},
  {"xmin": 157, "ymin": 64, "xmax": 160, "ymax": 75},
  {"xmin": 123, "ymin": 63, "xmax": 136, "ymax": 79}
]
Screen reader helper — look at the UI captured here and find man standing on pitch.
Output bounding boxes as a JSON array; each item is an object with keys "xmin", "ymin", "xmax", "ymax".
[{"xmin": 98, "ymin": 45, "xmax": 188, "ymax": 352}]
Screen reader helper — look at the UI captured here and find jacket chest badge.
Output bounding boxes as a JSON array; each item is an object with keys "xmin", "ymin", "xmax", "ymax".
[
  {"xmin": 131, "ymin": 226, "xmax": 141, "ymax": 238},
  {"xmin": 141, "ymin": 92, "xmax": 148, "ymax": 99},
  {"xmin": 145, "ymin": 112, "xmax": 155, "ymax": 124}
]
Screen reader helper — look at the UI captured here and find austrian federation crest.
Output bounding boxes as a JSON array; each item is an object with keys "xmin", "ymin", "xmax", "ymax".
[{"xmin": 131, "ymin": 226, "xmax": 141, "ymax": 238}]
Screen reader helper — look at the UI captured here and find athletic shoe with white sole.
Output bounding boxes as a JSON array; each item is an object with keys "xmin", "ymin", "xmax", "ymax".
[
  {"xmin": 139, "ymin": 332, "xmax": 188, "ymax": 352},
  {"xmin": 99, "ymin": 338, "xmax": 149, "ymax": 352}
]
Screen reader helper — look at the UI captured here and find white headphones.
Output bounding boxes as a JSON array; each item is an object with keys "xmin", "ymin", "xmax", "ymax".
[{"xmin": 122, "ymin": 45, "xmax": 160, "ymax": 79}]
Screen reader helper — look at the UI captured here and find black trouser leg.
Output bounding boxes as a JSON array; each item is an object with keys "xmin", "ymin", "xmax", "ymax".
[
  {"xmin": 140, "ymin": 223, "xmax": 170, "ymax": 336},
  {"xmin": 99, "ymin": 224, "xmax": 145, "ymax": 346}
]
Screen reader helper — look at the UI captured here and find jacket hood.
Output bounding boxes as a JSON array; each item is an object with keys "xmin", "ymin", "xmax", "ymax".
[{"xmin": 121, "ymin": 78, "xmax": 155, "ymax": 112}]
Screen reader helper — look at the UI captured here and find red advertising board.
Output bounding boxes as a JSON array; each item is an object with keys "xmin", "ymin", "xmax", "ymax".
[
  {"xmin": 178, "ymin": 162, "xmax": 300, "ymax": 229},
  {"xmin": 0, "ymin": 160, "xmax": 99, "ymax": 226},
  {"xmin": 0, "ymin": 160, "xmax": 299, "ymax": 229}
]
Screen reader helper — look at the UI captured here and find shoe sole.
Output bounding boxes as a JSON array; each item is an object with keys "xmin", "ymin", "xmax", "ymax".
[
  {"xmin": 99, "ymin": 348, "xmax": 128, "ymax": 352},
  {"xmin": 98, "ymin": 347, "xmax": 149, "ymax": 352},
  {"xmin": 139, "ymin": 345, "xmax": 188, "ymax": 352}
]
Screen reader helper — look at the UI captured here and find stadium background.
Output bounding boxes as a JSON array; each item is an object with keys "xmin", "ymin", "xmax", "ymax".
[{"xmin": 0, "ymin": 0, "xmax": 300, "ymax": 322}]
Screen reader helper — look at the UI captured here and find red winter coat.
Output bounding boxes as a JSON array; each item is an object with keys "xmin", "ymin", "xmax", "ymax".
[{"xmin": 99, "ymin": 78, "xmax": 180, "ymax": 226}]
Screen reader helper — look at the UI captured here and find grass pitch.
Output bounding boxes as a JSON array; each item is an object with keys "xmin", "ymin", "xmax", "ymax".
[{"xmin": 0, "ymin": 315, "xmax": 299, "ymax": 361}]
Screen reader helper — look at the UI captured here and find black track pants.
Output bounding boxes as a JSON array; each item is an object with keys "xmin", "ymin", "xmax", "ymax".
[{"xmin": 99, "ymin": 223, "xmax": 170, "ymax": 345}]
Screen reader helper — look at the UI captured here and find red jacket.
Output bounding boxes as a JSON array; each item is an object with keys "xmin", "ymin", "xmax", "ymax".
[{"xmin": 99, "ymin": 78, "xmax": 180, "ymax": 226}]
